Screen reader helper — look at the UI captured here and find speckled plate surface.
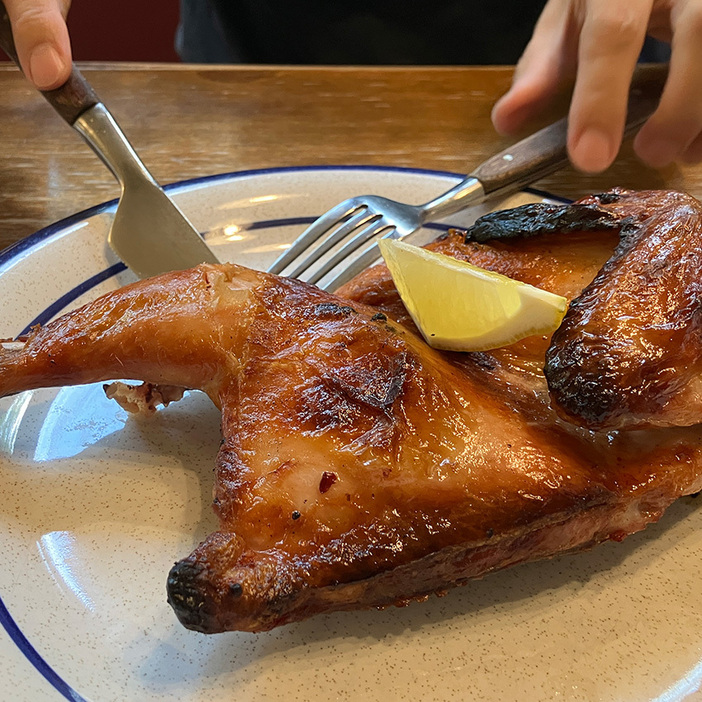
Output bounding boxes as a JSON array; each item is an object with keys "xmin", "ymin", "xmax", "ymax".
[{"xmin": 1, "ymin": 166, "xmax": 702, "ymax": 702}]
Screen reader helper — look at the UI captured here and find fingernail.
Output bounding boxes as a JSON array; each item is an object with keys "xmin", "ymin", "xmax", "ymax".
[
  {"xmin": 571, "ymin": 128, "xmax": 616, "ymax": 173},
  {"xmin": 28, "ymin": 43, "xmax": 66, "ymax": 90}
]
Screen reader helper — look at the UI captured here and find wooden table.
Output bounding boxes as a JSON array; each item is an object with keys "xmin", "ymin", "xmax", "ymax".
[{"xmin": 1, "ymin": 62, "xmax": 701, "ymax": 254}]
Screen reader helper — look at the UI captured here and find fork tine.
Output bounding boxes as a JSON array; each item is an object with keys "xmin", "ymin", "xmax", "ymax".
[
  {"xmin": 287, "ymin": 209, "xmax": 382, "ymax": 279},
  {"xmin": 307, "ymin": 220, "xmax": 394, "ymax": 285},
  {"xmin": 321, "ymin": 230, "xmax": 399, "ymax": 292},
  {"xmin": 267, "ymin": 200, "xmax": 365, "ymax": 274}
]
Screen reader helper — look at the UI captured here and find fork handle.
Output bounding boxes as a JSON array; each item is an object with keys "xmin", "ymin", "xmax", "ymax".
[
  {"xmin": 470, "ymin": 64, "xmax": 668, "ymax": 196},
  {"xmin": 0, "ymin": 1, "xmax": 99, "ymax": 124}
]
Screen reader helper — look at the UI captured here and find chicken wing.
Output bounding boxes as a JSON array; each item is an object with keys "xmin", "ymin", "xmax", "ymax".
[{"xmin": 545, "ymin": 189, "xmax": 702, "ymax": 431}]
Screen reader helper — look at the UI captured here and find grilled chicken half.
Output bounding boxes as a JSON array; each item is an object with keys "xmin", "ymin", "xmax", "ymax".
[{"xmin": 1, "ymin": 189, "xmax": 702, "ymax": 633}]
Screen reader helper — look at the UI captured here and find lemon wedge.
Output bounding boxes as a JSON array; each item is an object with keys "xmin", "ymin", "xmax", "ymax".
[{"xmin": 377, "ymin": 238, "xmax": 568, "ymax": 352}]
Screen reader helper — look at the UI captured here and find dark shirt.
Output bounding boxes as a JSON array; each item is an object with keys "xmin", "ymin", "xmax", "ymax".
[
  {"xmin": 176, "ymin": 0, "xmax": 670, "ymax": 66},
  {"xmin": 178, "ymin": 0, "xmax": 547, "ymax": 64}
]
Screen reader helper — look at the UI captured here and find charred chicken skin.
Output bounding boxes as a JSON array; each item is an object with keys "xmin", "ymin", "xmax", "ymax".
[{"xmin": 1, "ymin": 189, "xmax": 701, "ymax": 633}]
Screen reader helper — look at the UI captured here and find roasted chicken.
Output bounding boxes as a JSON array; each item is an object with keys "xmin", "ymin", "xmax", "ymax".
[{"xmin": 1, "ymin": 188, "xmax": 701, "ymax": 634}]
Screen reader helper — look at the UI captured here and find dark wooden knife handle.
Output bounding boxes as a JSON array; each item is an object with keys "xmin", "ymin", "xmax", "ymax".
[
  {"xmin": 0, "ymin": 0, "xmax": 99, "ymax": 124},
  {"xmin": 471, "ymin": 64, "xmax": 669, "ymax": 194}
]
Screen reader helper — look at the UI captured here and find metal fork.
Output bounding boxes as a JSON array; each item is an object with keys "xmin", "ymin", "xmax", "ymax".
[{"xmin": 269, "ymin": 67, "xmax": 667, "ymax": 291}]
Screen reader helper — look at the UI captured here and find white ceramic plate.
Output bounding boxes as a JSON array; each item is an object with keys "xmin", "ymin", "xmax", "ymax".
[{"xmin": 1, "ymin": 166, "xmax": 701, "ymax": 702}]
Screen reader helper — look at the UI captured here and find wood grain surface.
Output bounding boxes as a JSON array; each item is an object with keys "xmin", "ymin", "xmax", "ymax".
[{"xmin": 0, "ymin": 63, "xmax": 700, "ymax": 253}]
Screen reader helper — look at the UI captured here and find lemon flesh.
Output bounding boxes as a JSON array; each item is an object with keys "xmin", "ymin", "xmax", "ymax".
[{"xmin": 377, "ymin": 238, "xmax": 568, "ymax": 352}]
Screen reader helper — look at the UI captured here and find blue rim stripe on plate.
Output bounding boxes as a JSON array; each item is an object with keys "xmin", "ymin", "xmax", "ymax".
[
  {"xmin": 16, "ymin": 217, "xmax": 469, "ymax": 333},
  {"xmin": 0, "ymin": 165, "xmax": 571, "ymax": 700},
  {"xmin": 0, "ymin": 165, "xmax": 571, "ymax": 273},
  {"xmin": 243, "ymin": 216, "xmax": 486, "ymax": 232},
  {"xmin": 18, "ymin": 263, "xmax": 127, "ymax": 337},
  {"xmin": 0, "ymin": 598, "xmax": 87, "ymax": 702},
  {"xmin": 12, "ymin": 212, "xmax": 548, "ymax": 333},
  {"xmin": 4, "ymin": 167, "xmax": 570, "ymax": 332}
]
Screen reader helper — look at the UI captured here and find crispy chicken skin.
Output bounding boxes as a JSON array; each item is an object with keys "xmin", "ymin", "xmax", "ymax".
[
  {"xmin": 2, "ymin": 189, "xmax": 702, "ymax": 633},
  {"xmin": 546, "ymin": 189, "xmax": 702, "ymax": 431}
]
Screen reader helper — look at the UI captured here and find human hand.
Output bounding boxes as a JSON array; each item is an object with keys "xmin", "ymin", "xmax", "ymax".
[
  {"xmin": 491, "ymin": 0, "xmax": 702, "ymax": 173},
  {"xmin": 2, "ymin": 0, "xmax": 71, "ymax": 89}
]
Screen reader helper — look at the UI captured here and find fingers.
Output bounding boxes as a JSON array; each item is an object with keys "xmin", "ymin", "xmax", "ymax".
[
  {"xmin": 567, "ymin": 0, "xmax": 653, "ymax": 173},
  {"xmin": 633, "ymin": 0, "xmax": 702, "ymax": 167},
  {"xmin": 3, "ymin": 0, "xmax": 71, "ymax": 89},
  {"xmin": 491, "ymin": 0, "xmax": 578, "ymax": 135}
]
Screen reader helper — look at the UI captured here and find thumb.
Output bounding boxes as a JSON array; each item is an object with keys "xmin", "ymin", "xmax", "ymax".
[{"xmin": 3, "ymin": 0, "xmax": 71, "ymax": 90}]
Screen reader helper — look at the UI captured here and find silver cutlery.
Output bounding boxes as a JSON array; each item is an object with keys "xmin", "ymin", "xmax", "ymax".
[{"xmin": 0, "ymin": 3, "xmax": 219, "ymax": 279}]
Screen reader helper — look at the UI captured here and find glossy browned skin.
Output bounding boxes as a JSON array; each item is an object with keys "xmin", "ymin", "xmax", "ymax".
[
  {"xmin": 2, "ymin": 191, "xmax": 702, "ymax": 633},
  {"xmin": 544, "ymin": 189, "xmax": 702, "ymax": 431}
]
